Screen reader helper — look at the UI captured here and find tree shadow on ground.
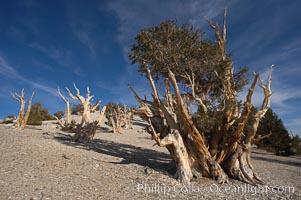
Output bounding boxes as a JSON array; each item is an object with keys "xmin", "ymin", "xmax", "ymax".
[
  {"xmin": 53, "ymin": 133, "xmax": 176, "ymax": 176},
  {"xmin": 252, "ymin": 151, "xmax": 301, "ymax": 168},
  {"xmin": 132, "ymin": 120, "xmax": 148, "ymax": 128}
]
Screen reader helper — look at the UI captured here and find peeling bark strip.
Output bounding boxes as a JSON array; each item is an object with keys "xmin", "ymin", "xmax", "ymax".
[
  {"xmin": 129, "ymin": 9, "xmax": 274, "ymax": 184},
  {"xmin": 11, "ymin": 88, "xmax": 35, "ymax": 129}
]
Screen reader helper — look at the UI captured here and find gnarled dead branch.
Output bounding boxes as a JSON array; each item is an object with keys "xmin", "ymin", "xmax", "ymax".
[{"xmin": 11, "ymin": 88, "xmax": 35, "ymax": 129}]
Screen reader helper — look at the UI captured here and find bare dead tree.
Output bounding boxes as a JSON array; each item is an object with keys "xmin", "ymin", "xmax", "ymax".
[
  {"xmin": 106, "ymin": 103, "xmax": 133, "ymax": 133},
  {"xmin": 65, "ymin": 83, "xmax": 100, "ymax": 126},
  {"xmin": 108, "ymin": 108, "xmax": 121, "ymax": 134},
  {"xmin": 72, "ymin": 106, "xmax": 107, "ymax": 143},
  {"xmin": 121, "ymin": 104, "xmax": 133, "ymax": 130},
  {"xmin": 11, "ymin": 88, "xmax": 35, "ymax": 129},
  {"xmin": 55, "ymin": 87, "xmax": 71, "ymax": 129},
  {"xmin": 56, "ymin": 84, "xmax": 106, "ymax": 143}
]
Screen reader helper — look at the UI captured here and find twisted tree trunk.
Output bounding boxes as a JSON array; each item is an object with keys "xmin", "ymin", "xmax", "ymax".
[
  {"xmin": 56, "ymin": 87, "xmax": 71, "ymax": 129},
  {"xmin": 72, "ymin": 106, "xmax": 107, "ymax": 143},
  {"xmin": 11, "ymin": 89, "xmax": 35, "ymax": 129},
  {"xmin": 57, "ymin": 84, "xmax": 104, "ymax": 143},
  {"xmin": 128, "ymin": 8, "xmax": 274, "ymax": 185},
  {"xmin": 66, "ymin": 83, "xmax": 100, "ymax": 126}
]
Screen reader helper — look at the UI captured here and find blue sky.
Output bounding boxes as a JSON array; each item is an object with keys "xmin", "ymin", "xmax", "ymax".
[{"xmin": 0, "ymin": 0, "xmax": 300, "ymax": 136}]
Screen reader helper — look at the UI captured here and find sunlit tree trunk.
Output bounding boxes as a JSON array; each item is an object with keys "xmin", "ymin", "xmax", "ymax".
[
  {"xmin": 11, "ymin": 89, "xmax": 35, "ymax": 129},
  {"xmin": 57, "ymin": 83, "xmax": 104, "ymax": 143},
  {"xmin": 128, "ymin": 8, "xmax": 274, "ymax": 184}
]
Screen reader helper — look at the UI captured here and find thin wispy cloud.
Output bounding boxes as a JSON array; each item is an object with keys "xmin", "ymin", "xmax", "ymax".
[
  {"xmin": 29, "ymin": 43, "xmax": 72, "ymax": 67},
  {"xmin": 70, "ymin": 25, "xmax": 96, "ymax": 58},
  {"xmin": 0, "ymin": 1, "xmax": 300, "ymax": 135},
  {"xmin": 106, "ymin": 0, "xmax": 301, "ymax": 135},
  {"xmin": 238, "ymin": 66, "xmax": 301, "ymax": 135},
  {"xmin": 104, "ymin": 0, "xmax": 233, "ymax": 107},
  {"xmin": 66, "ymin": 2, "xmax": 98, "ymax": 58},
  {"xmin": 0, "ymin": 55, "xmax": 57, "ymax": 96},
  {"xmin": 106, "ymin": 0, "xmax": 230, "ymax": 53}
]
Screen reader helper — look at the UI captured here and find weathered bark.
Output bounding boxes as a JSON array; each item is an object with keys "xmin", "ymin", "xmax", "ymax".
[
  {"xmin": 167, "ymin": 67, "xmax": 228, "ymax": 183},
  {"xmin": 109, "ymin": 112, "xmax": 118, "ymax": 133},
  {"xmin": 129, "ymin": 66, "xmax": 229, "ymax": 183},
  {"xmin": 106, "ymin": 104, "xmax": 133, "ymax": 133},
  {"xmin": 207, "ymin": 9, "xmax": 240, "ymax": 159},
  {"xmin": 220, "ymin": 66, "xmax": 273, "ymax": 185},
  {"xmin": 130, "ymin": 87, "xmax": 195, "ymax": 183},
  {"xmin": 129, "ymin": 10, "xmax": 274, "ymax": 185},
  {"xmin": 11, "ymin": 89, "xmax": 35, "ymax": 129},
  {"xmin": 107, "ymin": 105, "xmax": 122, "ymax": 134},
  {"xmin": 72, "ymin": 106, "xmax": 107, "ymax": 143},
  {"xmin": 57, "ymin": 84, "xmax": 105, "ymax": 143},
  {"xmin": 56, "ymin": 87, "xmax": 71, "ymax": 128},
  {"xmin": 66, "ymin": 83, "xmax": 95, "ymax": 126},
  {"xmin": 121, "ymin": 104, "xmax": 133, "ymax": 129}
]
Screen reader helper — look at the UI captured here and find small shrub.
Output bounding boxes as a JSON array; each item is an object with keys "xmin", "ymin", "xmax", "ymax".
[
  {"xmin": 54, "ymin": 111, "xmax": 64, "ymax": 119},
  {"xmin": 27, "ymin": 120, "xmax": 42, "ymax": 126},
  {"xmin": 2, "ymin": 119, "xmax": 14, "ymax": 124},
  {"xmin": 71, "ymin": 104, "xmax": 83, "ymax": 115},
  {"xmin": 27, "ymin": 102, "xmax": 53, "ymax": 125},
  {"xmin": 1, "ymin": 115, "xmax": 15, "ymax": 124}
]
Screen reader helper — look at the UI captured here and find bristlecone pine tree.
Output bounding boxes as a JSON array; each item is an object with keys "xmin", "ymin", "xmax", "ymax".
[
  {"xmin": 128, "ymin": 10, "xmax": 273, "ymax": 184},
  {"xmin": 106, "ymin": 102, "xmax": 133, "ymax": 133},
  {"xmin": 11, "ymin": 88, "xmax": 35, "ymax": 129},
  {"xmin": 56, "ymin": 83, "xmax": 106, "ymax": 143}
]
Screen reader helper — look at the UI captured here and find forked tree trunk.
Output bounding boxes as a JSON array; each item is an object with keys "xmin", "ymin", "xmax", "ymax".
[
  {"xmin": 11, "ymin": 89, "xmax": 35, "ymax": 129},
  {"xmin": 130, "ymin": 65, "xmax": 272, "ymax": 184},
  {"xmin": 109, "ymin": 113, "xmax": 118, "ymax": 133},
  {"xmin": 56, "ymin": 87, "xmax": 71, "ymax": 128},
  {"xmin": 66, "ymin": 83, "xmax": 100, "ymax": 126},
  {"xmin": 121, "ymin": 105, "xmax": 133, "ymax": 129},
  {"xmin": 72, "ymin": 106, "xmax": 107, "ymax": 143},
  {"xmin": 57, "ymin": 84, "xmax": 104, "ymax": 143},
  {"xmin": 129, "ymin": 9, "xmax": 274, "ymax": 185},
  {"xmin": 129, "ymin": 67, "xmax": 229, "ymax": 183},
  {"xmin": 108, "ymin": 105, "xmax": 127, "ymax": 134}
]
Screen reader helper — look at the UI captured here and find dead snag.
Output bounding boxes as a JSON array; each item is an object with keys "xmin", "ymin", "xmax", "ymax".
[
  {"xmin": 11, "ymin": 88, "xmax": 35, "ymax": 129},
  {"xmin": 121, "ymin": 104, "xmax": 133, "ymax": 130},
  {"xmin": 57, "ymin": 84, "xmax": 104, "ymax": 143},
  {"xmin": 106, "ymin": 103, "xmax": 133, "ymax": 133},
  {"xmin": 55, "ymin": 87, "xmax": 71, "ymax": 129},
  {"xmin": 108, "ymin": 109, "xmax": 121, "ymax": 134},
  {"xmin": 66, "ymin": 83, "xmax": 98, "ymax": 126},
  {"xmin": 72, "ymin": 106, "xmax": 107, "ymax": 143}
]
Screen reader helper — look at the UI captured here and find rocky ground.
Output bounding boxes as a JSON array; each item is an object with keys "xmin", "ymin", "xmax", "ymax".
[{"xmin": 0, "ymin": 118, "xmax": 300, "ymax": 200}]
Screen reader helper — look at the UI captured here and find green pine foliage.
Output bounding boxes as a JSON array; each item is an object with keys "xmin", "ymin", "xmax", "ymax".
[
  {"xmin": 27, "ymin": 102, "xmax": 54, "ymax": 126},
  {"xmin": 53, "ymin": 111, "xmax": 64, "ymax": 119},
  {"xmin": 71, "ymin": 104, "xmax": 84, "ymax": 115},
  {"xmin": 255, "ymin": 108, "xmax": 301, "ymax": 156}
]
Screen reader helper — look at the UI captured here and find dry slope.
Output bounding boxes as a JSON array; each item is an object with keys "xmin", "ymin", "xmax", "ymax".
[{"xmin": 0, "ymin": 120, "xmax": 300, "ymax": 200}]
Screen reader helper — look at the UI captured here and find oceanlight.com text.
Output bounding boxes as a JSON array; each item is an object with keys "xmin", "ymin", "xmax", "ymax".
[{"xmin": 137, "ymin": 182, "xmax": 295, "ymax": 196}]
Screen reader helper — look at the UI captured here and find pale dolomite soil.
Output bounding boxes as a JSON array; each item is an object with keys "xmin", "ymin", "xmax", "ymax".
[{"xmin": 0, "ymin": 118, "xmax": 300, "ymax": 200}]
